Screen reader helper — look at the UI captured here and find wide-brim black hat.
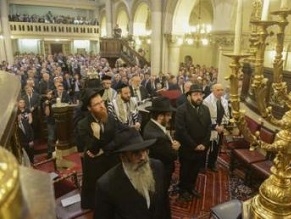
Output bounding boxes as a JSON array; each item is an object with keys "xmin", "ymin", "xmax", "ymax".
[
  {"xmin": 115, "ymin": 83, "xmax": 129, "ymax": 92},
  {"xmin": 81, "ymin": 87, "xmax": 105, "ymax": 109},
  {"xmin": 145, "ymin": 96, "xmax": 176, "ymax": 112},
  {"xmin": 101, "ymin": 75, "xmax": 112, "ymax": 81},
  {"xmin": 114, "ymin": 127, "xmax": 156, "ymax": 153},
  {"xmin": 186, "ymin": 84, "xmax": 203, "ymax": 95}
]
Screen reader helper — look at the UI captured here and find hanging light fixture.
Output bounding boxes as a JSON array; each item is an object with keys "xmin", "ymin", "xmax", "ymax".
[{"xmin": 185, "ymin": 0, "xmax": 212, "ymax": 45}]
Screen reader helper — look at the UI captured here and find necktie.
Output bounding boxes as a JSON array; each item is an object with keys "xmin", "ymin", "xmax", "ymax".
[
  {"xmin": 28, "ymin": 95, "xmax": 31, "ymax": 109},
  {"xmin": 134, "ymin": 88, "xmax": 141, "ymax": 102},
  {"xmin": 196, "ymin": 106, "xmax": 199, "ymax": 115}
]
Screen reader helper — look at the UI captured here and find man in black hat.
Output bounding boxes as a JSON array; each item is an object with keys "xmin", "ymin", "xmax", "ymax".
[
  {"xmin": 76, "ymin": 88, "xmax": 126, "ymax": 209},
  {"xmin": 94, "ymin": 127, "xmax": 170, "ymax": 219},
  {"xmin": 175, "ymin": 84, "xmax": 212, "ymax": 202},
  {"xmin": 143, "ymin": 96, "xmax": 180, "ymax": 191}
]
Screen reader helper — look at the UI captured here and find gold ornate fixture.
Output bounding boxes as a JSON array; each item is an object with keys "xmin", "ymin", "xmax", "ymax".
[
  {"xmin": 0, "ymin": 147, "xmax": 22, "ymax": 218},
  {"xmin": 184, "ymin": 0, "xmax": 212, "ymax": 46},
  {"xmin": 250, "ymin": 7, "xmax": 291, "ymax": 218},
  {"xmin": 225, "ymin": 0, "xmax": 291, "ymax": 217}
]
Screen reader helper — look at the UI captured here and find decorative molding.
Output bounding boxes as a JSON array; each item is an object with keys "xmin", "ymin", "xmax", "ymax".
[
  {"xmin": 8, "ymin": 0, "xmax": 98, "ymax": 10},
  {"xmin": 211, "ymin": 32, "xmax": 249, "ymax": 48}
]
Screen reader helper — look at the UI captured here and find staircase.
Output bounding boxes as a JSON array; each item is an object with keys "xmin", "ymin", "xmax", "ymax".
[{"xmin": 100, "ymin": 38, "xmax": 150, "ymax": 68}]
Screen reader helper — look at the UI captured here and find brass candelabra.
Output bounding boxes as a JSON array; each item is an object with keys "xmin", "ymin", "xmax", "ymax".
[
  {"xmin": 250, "ymin": 8, "xmax": 291, "ymax": 219},
  {"xmin": 225, "ymin": 4, "xmax": 291, "ymax": 218}
]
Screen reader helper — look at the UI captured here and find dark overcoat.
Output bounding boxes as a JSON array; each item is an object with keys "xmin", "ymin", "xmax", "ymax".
[{"xmin": 94, "ymin": 159, "xmax": 170, "ymax": 219}]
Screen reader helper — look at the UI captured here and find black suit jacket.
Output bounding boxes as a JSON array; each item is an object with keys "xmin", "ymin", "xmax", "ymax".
[
  {"xmin": 130, "ymin": 85, "xmax": 149, "ymax": 101},
  {"xmin": 143, "ymin": 120, "xmax": 177, "ymax": 169},
  {"xmin": 22, "ymin": 92, "xmax": 40, "ymax": 110},
  {"xmin": 52, "ymin": 90, "xmax": 71, "ymax": 104},
  {"xmin": 176, "ymin": 94, "xmax": 187, "ymax": 107},
  {"xmin": 143, "ymin": 120, "xmax": 177, "ymax": 193},
  {"xmin": 63, "ymin": 78, "xmax": 74, "ymax": 91},
  {"xmin": 94, "ymin": 159, "xmax": 170, "ymax": 219},
  {"xmin": 145, "ymin": 82, "xmax": 157, "ymax": 97},
  {"xmin": 175, "ymin": 101, "xmax": 212, "ymax": 159},
  {"xmin": 202, "ymin": 85, "xmax": 211, "ymax": 99}
]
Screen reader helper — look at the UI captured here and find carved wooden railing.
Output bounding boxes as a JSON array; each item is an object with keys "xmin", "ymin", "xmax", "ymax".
[
  {"xmin": 100, "ymin": 37, "xmax": 150, "ymax": 67},
  {"xmin": 120, "ymin": 39, "xmax": 150, "ymax": 67},
  {"xmin": 9, "ymin": 22, "xmax": 99, "ymax": 38}
]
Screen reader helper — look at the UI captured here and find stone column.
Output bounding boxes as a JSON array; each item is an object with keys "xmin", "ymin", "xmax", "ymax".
[
  {"xmin": 127, "ymin": 20, "xmax": 133, "ymax": 38},
  {"xmin": 0, "ymin": 37, "xmax": 6, "ymax": 62},
  {"xmin": 0, "ymin": 0, "xmax": 14, "ymax": 64},
  {"xmin": 150, "ymin": 0, "xmax": 162, "ymax": 73},
  {"xmin": 52, "ymin": 103, "xmax": 77, "ymax": 168},
  {"xmin": 106, "ymin": 0, "xmax": 113, "ymax": 38},
  {"xmin": 212, "ymin": 33, "xmax": 235, "ymax": 88},
  {"xmin": 166, "ymin": 34, "xmax": 182, "ymax": 76}
]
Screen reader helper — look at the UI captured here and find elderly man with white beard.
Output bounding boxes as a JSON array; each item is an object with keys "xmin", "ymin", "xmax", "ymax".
[{"xmin": 93, "ymin": 127, "xmax": 171, "ymax": 219}]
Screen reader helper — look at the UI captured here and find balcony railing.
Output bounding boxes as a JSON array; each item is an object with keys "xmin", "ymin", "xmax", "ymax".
[{"xmin": 9, "ymin": 22, "xmax": 99, "ymax": 38}]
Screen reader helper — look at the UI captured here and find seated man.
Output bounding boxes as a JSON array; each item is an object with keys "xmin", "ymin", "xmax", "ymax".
[{"xmin": 94, "ymin": 127, "xmax": 171, "ymax": 219}]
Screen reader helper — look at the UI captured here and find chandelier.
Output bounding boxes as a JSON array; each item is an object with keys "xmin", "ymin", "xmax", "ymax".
[{"xmin": 184, "ymin": 0, "xmax": 212, "ymax": 46}]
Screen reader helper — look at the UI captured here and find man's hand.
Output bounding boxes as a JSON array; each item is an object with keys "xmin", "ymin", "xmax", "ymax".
[
  {"xmin": 133, "ymin": 122, "xmax": 141, "ymax": 131},
  {"xmin": 172, "ymin": 140, "xmax": 181, "ymax": 150},
  {"xmin": 86, "ymin": 149, "xmax": 104, "ymax": 158},
  {"xmin": 215, "ymin": 125, "xmax": 224, "ymax": 134},
  {"xmin": 195, "ymin": 144, "xmax": 206, "ymax": 151}
]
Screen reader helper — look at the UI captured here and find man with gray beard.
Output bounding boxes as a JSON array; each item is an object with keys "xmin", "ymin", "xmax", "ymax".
[{"xmin": 94, "ymin": 127, "xmax": 170, "ymax": 219}]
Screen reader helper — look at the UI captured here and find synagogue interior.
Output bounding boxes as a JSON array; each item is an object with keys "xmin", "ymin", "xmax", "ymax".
[{"xmin": 1, "ymin": 0, "xmax": 291, "ymax": 218}]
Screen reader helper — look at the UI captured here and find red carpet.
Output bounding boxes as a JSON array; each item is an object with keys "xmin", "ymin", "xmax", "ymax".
[{"xmin": 170, "ymin": 162, "xmax": 230, "ymax": 219}]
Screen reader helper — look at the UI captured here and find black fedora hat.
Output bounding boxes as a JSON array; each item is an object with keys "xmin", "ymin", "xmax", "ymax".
[
  {"xmin": 101, "ymin": 75, "xmax": 112, "ymax": 81},
  {"xmin": 114, "ymin": 127, "xmax": 156, "ymax": 153},
  {"xmin": 115, "ymin": 83, "xmax": 129, "ymax": 92},
  {"xmin": 186, "ymin": 84, "xmax": 203, "ymax": 95},
  {"xmin": 145, "ymin": 96, "xmax": 176, "ymax": 112},
  {"xmin": 82, "ymin": 87, "xmax": 105, "ymax": 108}
]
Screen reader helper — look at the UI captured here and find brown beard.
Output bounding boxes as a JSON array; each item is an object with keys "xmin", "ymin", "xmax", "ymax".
[
  {"xmin": 94, "ymin": 109, "xmax": 108, "ymax": 123},
  {"xmin": 123, "ymin": 160, "xmax": 156, "ymax": 198}
]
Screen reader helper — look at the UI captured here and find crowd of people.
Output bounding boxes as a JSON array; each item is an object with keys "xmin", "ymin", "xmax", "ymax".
[
  {"xmin": 9, "ymin": 11, "xmax": 99, "ymax": 25},
  {"xmin": 1, "ymin": 52, "xmax": 230, "ymax": 218}
]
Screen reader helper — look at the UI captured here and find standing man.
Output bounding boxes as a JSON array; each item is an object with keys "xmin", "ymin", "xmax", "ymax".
[
  {"xmin": 175, "ymin": 84, "xmax": 212, "ymax": 201},
  {"xmin": 203, "ymin": 83, "xmax": 230, "ymax": 172},
  {"xmin": 94, "ymin": 127, "xmax": 170, "ymax": 219},
  {"xmin": 53, "ymin": 83, "xmax": 71, "ymax": 104},
  {"xmin": 43, "ymin": 90, "xmax": 56, "ymax": 159},
  {"xmin": 22, "ymin": 85, "xmax": 40, "ymax": 139},
  {"xmin": 176, "ymin": 81, "xmax": 192, "ymax": 107},
  {"xmin": 101, "ymin": 75, "xmax": 117, "ymax": 105},
  {"xmin": 108, "ymin": 83, "xmax": 141, "ymax": 131},
  {"xmin": 76, "ymin": 88, "xmax": 126, "ymax": 209},
  {"xmin": 143, "ymin": 96, "xmax": 180, "ymax": 191}
]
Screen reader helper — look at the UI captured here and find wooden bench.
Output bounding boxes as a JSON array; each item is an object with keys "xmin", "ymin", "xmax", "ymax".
[
  {"xmin": 248, "ymin": 126, "xmax": 277, "ymax": 187},
  {"xmin": 230, "ymin": 124, "xmax": 276, "ymax": 186}
]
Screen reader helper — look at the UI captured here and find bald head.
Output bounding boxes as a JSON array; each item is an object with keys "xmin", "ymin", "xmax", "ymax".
[
  {"xmin": 184, "ymin": 81, "xmax": 193, "ymax": 93},
  {"xmin": 212, "ymin": 83, "xmax": 224, "ymax": 99}
]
